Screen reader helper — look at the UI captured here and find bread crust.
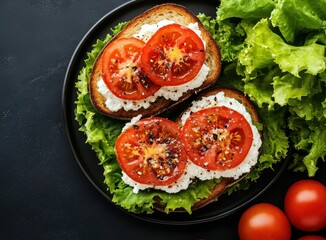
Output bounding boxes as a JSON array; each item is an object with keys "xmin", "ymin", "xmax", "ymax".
[
  {"xmin": 155, "ymin": 87, "xmax": 262, "ymax": 212},
  {"xmin": 89, "ymin": 3, "xmax": 221, "ymax": 120}
]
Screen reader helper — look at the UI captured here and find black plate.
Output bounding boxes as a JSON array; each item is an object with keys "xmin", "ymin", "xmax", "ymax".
[{"xmin": 62, "ymin": 0, "xmax": 289, "ymax": 225}]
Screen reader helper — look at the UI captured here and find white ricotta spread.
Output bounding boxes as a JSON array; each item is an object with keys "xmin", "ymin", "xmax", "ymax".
[
  {"xmin": 120, "ymin": 91, "xmax": 262, "ymax": 194},
  {"xmin": 97, "ymin": 20, "xmax": 210, "ymax": 112},
  {"xmin": 121, "ymin": 114, "xmax": 142, "ymax": 132},
  {"xmin": 122, "ymin": 163, "xmax": 195, "ymax": 194}
]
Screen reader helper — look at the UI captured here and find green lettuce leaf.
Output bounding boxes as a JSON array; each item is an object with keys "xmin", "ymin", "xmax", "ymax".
[
  {"xmin": 243, "ymin": 67, "xmax": 281, "ymax": 110},
  {"xmin": 111, "ymin": 177, "xmax": 220, "ymax": 214},
  {"xmin": 197, "ymin": 13, "xmax": 218, "ymax": 40},
  {"xmin": 270, "ymin": 0, "xmax": 326, "ymax": 43},
  {"xmin": 273, "ymin": 73, "xmax": 322, "ymax": 107},
  {"xmin": 259, "ymin": 107, "xmax": 289, "ymax": 163},
  {"xmin": 289, "ymin": 91, "xmax": 326, "ymax": 122},
  {"xmin": 198, "ymin": 13, "xmax": 250, "ymax": 63},
  {"xmin": 214, "ymin": 19, "xmax": 247, "ymax": 62},
  {"xmin": 216, "ymin": 0, "xmax": 274, "ymax": 22},
  {"xmin": 288, "ymin": 117, "xmax": 326, "ymax": 176},
  {"xmin": 238, "ymin": 19, "xmax": 326, "ymax": 78}
]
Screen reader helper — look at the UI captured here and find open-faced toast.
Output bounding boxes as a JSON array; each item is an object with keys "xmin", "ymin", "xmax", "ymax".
[
  {"xmin": 155, "ymin": 87, "xmax": 262, "ymax": 212},
  {"xmin": 89, "ymin": 3, "xmax": 221, "ymax": 120}
]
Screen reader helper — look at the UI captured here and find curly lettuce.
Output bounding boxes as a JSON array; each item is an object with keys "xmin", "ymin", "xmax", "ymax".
[
  {"xmin": 270, "ymin": 0, "xmax": 326, "ymax": 43},
  {"xmin": 214, "ymin": 0, "xmax": 326, "ymax": 177},
  {"xmin": 216, "ymin": 0, "xmax": 274, "ymax": 22}
]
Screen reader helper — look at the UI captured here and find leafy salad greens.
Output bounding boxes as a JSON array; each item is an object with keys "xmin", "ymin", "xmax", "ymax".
[
  {"xmin": 204, "ymin": 0, "xmax": 326, "ymax": 177},
  {"xmin": 75, "ymin": 0, "xmax": 326, "ymax": 214}
]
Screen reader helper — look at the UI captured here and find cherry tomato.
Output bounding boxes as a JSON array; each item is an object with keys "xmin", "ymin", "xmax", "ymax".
[
  {"xmin": 238, "ymin": 203, "xmax": 291, "ymax": 240},
  {"xmin": 181, "ymin": 106, "xmax": 253, "ymax": 171},
  {"xmin": 115, "ymin": 117, "xmax": 187, "ymax": 186},
  {"xmin": 141, "ymin": 23, "xmax": 205, "ymax": 86},
  {"xmin": 298, "ymin": 236, "xmax": 326, "ymax": 240},
  {"xmin": 284, "ymin": 180, "xmax": 326, "ymax": 232},
  {"xmin": 101, "ymin": 37, "xmax": 160, "ymax": 100}
]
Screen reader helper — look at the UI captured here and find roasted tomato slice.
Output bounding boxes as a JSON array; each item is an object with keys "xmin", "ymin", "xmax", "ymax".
[
  {"xmin": 115, "ymin": 117, "xmax": 188, "ymax": 186},
  {"xmin": 181, "ymin": 106, "xmax": 253, "ymax": 171},
  {"xmin": 101, "ymin": 37, "xmax": 160, "ymax": 100},
  {"xmin": 141, "ymin": 24, "xmax": 206, "ymax": 86}
]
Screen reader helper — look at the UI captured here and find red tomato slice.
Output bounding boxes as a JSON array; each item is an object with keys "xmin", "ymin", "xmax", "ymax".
[
  {"xmin": 101, "ymin": 38, "xmax": 160, "ymax": 100},
  {"xmin": 115, "ymin": 117, "xmax": 188, "ymax": 186},
  {"xmin": 181, "ymin": 106, "xmax": 253, "ymax": 171},
  {"xmin": 141, "ymin": 24, "xmax": 206, "ymax": 86}
]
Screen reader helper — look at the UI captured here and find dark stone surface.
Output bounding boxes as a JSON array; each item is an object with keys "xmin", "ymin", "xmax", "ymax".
[{"xmin": 1, "ymin": 0, "xmax": 325, "ymax": 239}]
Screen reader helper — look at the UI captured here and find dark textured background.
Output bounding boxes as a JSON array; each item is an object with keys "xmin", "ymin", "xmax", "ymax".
[{"xmin": 1, "ymin": 0, "xmax": 325, "ymax": 239}]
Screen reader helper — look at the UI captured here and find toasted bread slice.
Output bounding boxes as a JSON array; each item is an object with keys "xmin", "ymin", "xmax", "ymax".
[
  {"xmin": 89, "ymin": 3, "xmax": 221, "ymax": 120},
  {"xmin": 155, "ymin": 87, "xmax": 261, "ymax": 212}
]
